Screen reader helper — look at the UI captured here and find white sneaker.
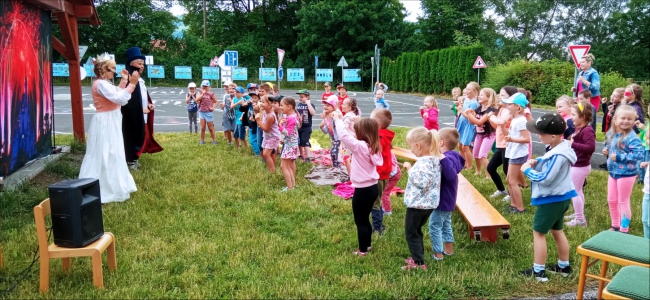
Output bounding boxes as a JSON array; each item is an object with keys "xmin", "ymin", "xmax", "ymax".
[
  {"xmin": 502, "ymin": 195, "xmax": 511, "ymax": 202},
  {"xmin": 490, "ymin": 190, "xmax": 507, "ymax": 198}
]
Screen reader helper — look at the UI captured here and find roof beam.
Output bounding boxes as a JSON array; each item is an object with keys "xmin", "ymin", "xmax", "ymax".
[
  {"xmin": 52, "ymin": 36, "xmax": 68, "ymax": 59},
  {"xmin": 23, "ymin": 0, "xmax": 74, "ymax": 15}
]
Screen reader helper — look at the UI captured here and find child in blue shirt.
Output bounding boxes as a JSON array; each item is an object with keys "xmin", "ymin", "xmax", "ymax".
[
  {"xmin": 231, "ymin": 86, "xmax": 248, "ymax": 148},
  {"xmin": 374, "ymin": 90, "xmax": 390, "ymax": 110}
]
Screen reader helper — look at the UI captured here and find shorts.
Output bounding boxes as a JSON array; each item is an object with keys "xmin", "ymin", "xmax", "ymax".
[
  {"xmin": 509, "ymin": 155, "xmax": 528, "ymax": 164},
  {"xmin": 222, "ymin": 117, "xmax": 235, "ymax": 132},
  {"xmin": 533, "ymin": 200, "xmax": 571, "ymax": 234},
  {"xmin": 234, "ymin": 124, "xmax": 246, "ymax": 139},
  {"xmin": 298, "ymin": 128, "xmax": 312, "ymax": 147},
  {"xmin": 473, "ymin": 134, "xmax": 495, "ymax": 159},
  {"xmin": 262, "ymin": 135, "xmax": 280, "ymax": 150},
  {"xmin": 199, "ymin": 111, "xmax": 214, "ymax": 122}
]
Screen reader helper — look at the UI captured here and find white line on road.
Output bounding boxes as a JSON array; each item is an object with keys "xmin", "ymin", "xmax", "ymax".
[
  {"xmin": 173, "ymin": 101, "xmax": 181, "ymax": 105},
  {"xmin": 162, "ymin": 101, "xmax": 170, "ymax": 105},
  {"xmin": 386, "ymin": 100, "xmax": 421, "ymax": 107}
]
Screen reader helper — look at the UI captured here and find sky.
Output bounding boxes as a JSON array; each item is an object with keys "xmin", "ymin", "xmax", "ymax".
[{"xmin": 169, "ymin": 1, "xmax": 423, "ymax": 22}]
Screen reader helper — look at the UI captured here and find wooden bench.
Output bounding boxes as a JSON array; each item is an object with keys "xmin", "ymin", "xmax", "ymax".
[{"xmin": 392, "ymin": 147, "xmax": 511, "ymax": 243}]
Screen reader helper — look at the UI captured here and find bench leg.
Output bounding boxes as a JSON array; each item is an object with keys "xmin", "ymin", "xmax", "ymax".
[
  {"xmin": 481, "ymin": 228, "xmax": 498, "ymax": 243},
  {"xmin": 597, "ymin": 260, "xmax": 609, "ymax": 299},
  {"xmin": 468, "ymin": 225, "xmax": 475, "ymax": 240},
  {"xmin": 577, "ymin": 254, "xmax": 590, "ymax": 300}
]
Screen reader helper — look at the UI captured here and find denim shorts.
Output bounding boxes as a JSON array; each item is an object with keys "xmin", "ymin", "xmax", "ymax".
[
  {"xmin": 199, "ymin": 111, "xmax": 214, "ymax": 122},
  {"xmin": 298, "ymin": 128, "xmax": 312, "ymax": 147},
  {"xmin": 234, "ymin": 124, "xmax": 246, "ymax": 139},
  {"xmin": 509, "ymin": 155, "xmax": 528, "ymax": 164}
]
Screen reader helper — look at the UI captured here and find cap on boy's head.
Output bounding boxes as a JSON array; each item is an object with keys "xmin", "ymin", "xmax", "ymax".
[
  {"xmin": 223, "ymin": 81, "xmax": 232, "ymax": 86},
  {"xmin": 188, "ymin": 82, "xmax": 196, "ymax": 88},
  {"xmin": 247, "ymin": 83, "xmax": 258, "ymax": 90},
  {"xmin": 502, "ymin": 92, "xmax": 529, "ymax": 108},
  {"xmin": 323, "ymin": 82, "xmax": 331, "ymax": 87},
  {"xmin": 296, "ymin": 89, "xmax": 310, "ymax": 96},
  {"xmin": 526, "ymin": 113, "xmax": 566, "ymax": 135},
  {"xmin": 323, "ymin": 95, "xmax": 338, "ymax": 108},
  {"xmin": 336, "ymin": 83, "xmax": 347, "ymax": 91},
  {"xmin": 235, "ymin": 86, "xmax": 245, "ymax": 94},
  {"xmin": 201, "ymin": 80, "xmax": 210, "ymax": 87},
  {"xmin": 269, "ymin": 94, "xmax": 283, "ymax": 102},
  {"xmin": 248, "ymin": 92, "xmax": 259, "ymax": 98}
]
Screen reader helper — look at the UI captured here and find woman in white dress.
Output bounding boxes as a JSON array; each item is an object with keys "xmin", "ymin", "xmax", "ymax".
[{"xmin": 79, "ymin": 53, "xmax": 140, "ymax": 203}]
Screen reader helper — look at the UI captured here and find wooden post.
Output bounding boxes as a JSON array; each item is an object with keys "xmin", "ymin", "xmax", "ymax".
[{"xmin": 56, "ymin": 12, "xmax": 85, "ymax": 142}]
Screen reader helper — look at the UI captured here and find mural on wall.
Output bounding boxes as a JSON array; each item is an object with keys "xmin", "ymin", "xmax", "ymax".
[{"xmin": 0, "ymin": 0, "xmax": 53, "ymax": 177}]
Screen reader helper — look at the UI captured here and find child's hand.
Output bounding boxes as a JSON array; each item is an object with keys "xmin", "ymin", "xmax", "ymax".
[
  {"xmin": 420, "ymin": 106, "xmax": 425, "ymax": 111},
  {"xmin": 354, "ymin": 116, "xmax": 361, "ymax": 122},
  {"xmin": 279, "ymin": 118, "xmax": 286, "ymax": 126},
  {"xmin": 520, "ymin": 163, "xmax": 530, "ymax": 172},
  {"xmin": 636, "ymin": 120, "xmax": 645, "ymax": 130},
  {"xmin": 423, "ymin": 113, "xmax": 428, "ymax": 118},
  {"xmin": 641, "ymin": 162, "xmax": 649, "ymax": 168},
  {"xmin": 504, "ymin": 135, "xmax": 511, "ymax": 142},
  {"xmin": 602, "ymin": 97, "xmax": 608, "ymax": 104},
  {"xmin": 603, "ymin": 148, "xmax": 609, "ymax": 156},
  {"xmin": 143, "ymin": 107, "xmax": 150, "ymax": 114},
  {"xmin": 332, "ymin": 110, "xmax": 343, "ymax": 120},
  {"xmin": 219, "ymin": 102, "xmax": 225, "ymax": 109},
  {"xmin": 320, "ymin": 112, "xmax": 326, "ymax": 119},
  {"xmin": 610, "ymin": 154, "xmax": 616, "ymax": 161},
  {"xmin": 403, "ymin": 162, "xmax": 412, "ymax": 170},
  {"xmin": 465, "ymin": 109, "xmax": 476, "ymax": 116},
  {"xmin": 527, "ymin": 159, "xmax": 538, "ymax": 167},
  {"xmin": 486, "ymin": 111, "xmax": 495, "ymax": 118}
]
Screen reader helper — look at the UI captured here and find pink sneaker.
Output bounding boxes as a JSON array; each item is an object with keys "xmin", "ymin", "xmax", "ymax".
[
  {"xmin": 565, "ymin": 219, "xmax": 587, "ymax": 227},
  {"xmin": 401, "ymin": 261, "xmax": 427, "ymax": 270},
  {"xmin": 353, "ymin": 250, "xmax": 367, "ymax": 256},
  {"xmin": 405, "ymin": 257, "xmax": 414, "ymax": 264}
]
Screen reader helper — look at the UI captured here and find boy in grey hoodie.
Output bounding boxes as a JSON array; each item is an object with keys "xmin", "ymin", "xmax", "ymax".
[{"xmin": 520, "ymin": 113, "xmax": 578, "ymax": 282}]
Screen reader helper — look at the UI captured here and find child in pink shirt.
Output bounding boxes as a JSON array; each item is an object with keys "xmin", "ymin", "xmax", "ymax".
[
  {"xmin": 332, "ymin": 112, "xmax": 383, "ymax": 257},
  {"xmin": 420, "ymin": 96, "xmax": 439, "ymax": 130}
]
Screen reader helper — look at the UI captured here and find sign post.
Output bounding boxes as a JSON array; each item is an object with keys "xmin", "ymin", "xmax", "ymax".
[
  {"xmin": 472, "ymin": 56, "xmax": 487, "ymax": 84},
  {"xmin": 277, "ymin": 48, "xmax": 285, "ymax": 90},
  {"xmin": 260, "ymin": 55, "xmax": 264, "ymax": 81},
  {"xmin": 145, "ymin": 55, "xmax": 154, "ymax": 86},
  {"xmin": 315, "ymin": 55, "xmax": 319, "ymax": 92},
  {"xmin": 568, "ymin": 45, "xmax": 591, "ymax": 97},
  {"xmin": 371, "ymin": 57, "xmax": 374, "ymax": 92},
  {"xmin": 337, "ymin": 56, "xmax": 348, "ymax": 82}
]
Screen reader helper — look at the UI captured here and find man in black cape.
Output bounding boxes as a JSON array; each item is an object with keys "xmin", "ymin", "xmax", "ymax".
[{"xmin": 121, "ymin": 47, "xmax": 162, "ymax": 169}]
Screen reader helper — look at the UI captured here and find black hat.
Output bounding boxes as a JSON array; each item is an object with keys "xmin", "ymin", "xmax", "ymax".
[
  {"xmin": 125, "ymin": 47, "xmax": 145, "ymax": 64},
  {"xmin": 269, "ymin": 94, "xmax": 284, "ymax": 102},
  {"xmin": 526, "ymin": 113, "xmax": 566, "ymax": 135},
  {"xmin": 296, "ymin": 89, "xmax": 310, "ymax": 96}
]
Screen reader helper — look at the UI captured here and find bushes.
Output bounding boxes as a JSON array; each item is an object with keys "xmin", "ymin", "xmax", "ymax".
[{"xmin": 382, "ymin": 45, "xmax": 484, "ymax": 95}]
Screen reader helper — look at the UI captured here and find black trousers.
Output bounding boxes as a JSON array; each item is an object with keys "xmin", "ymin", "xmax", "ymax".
[
  {"xmin": 352, "ymin": 184, "xmax": 379, "ymax": 252},
  {"xmin": 487, "ymin": 147, "xmax": 509, "ymax": 192},
  {"xmin": 405, "ymin": 208, "xmax": 433, "ymax": 265}
]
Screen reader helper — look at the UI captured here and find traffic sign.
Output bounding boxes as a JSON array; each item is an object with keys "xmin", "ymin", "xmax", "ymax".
[
  {"xmin": 337, "ymin": 56, "xmax": 348, "ymax": 67},
  {"xmin": 277, "ymin": 48, "xmax": 285, "ymax": 67},
  {"xmin": 315, "ymin": 55, "xmax": 318, "ymax": 67},
  {"xmin": 473, "ymin": 56, "xmax": 486, "ymax": 69},
  {"xmin": 78, "ymin": 45, "xmax": 88, "ymax": 59},
  {"xmin": 569, "ymin": 45, "xmax": 591, "ymax": 69},
  {"xmin": 224, "ymin": 50, "xmax": 238, "ymax": 67},
  {"xmin": 145, "ymin": 55, "xmax": 154, "ymax": 65},
  {"xmin": 278, "ymin": 66, "xmax": 284, "ymax": 80},
  {"xmin": 260, "ymin": 56, "xmax": 264, "ymax": 64}
]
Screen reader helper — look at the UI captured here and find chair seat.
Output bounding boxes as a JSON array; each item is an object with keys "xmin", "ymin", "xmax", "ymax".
[
  {"xmin": 606, "ymin": 266, "xmax": 650, "ymax": 300},
  {"xmin": 48, "ymin": 233, "xmax": 114, "ymax": 259},
  {"xmin": 581, "ymin": 231, "xmax": 650, "ymax": 264}
]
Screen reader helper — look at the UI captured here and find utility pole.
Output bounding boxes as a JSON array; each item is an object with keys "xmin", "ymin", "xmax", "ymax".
[{"xmin": 203, "ymin": 0, "xmax": 207, "ymax": 41}]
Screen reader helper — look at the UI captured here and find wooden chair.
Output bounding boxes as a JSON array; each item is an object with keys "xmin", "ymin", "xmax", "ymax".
[
  {"xmin": 576, "ymin": 231, "xmax": 649, "ymax": 300},
  {"xmin": 391, "ymin": 147, "xmax": 511, "ymax": 243},
  {"xmin": 601, "ymin": 266, "xmax": 650, "ymax": 300},
  {"xmin": 34, "ymin": 199, "xmax": 117, "ymax": 293}
]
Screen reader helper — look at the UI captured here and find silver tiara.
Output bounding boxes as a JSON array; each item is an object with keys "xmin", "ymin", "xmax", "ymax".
[{"xmin": 95, "ymin": 52, "xmax": 112, "ymax": 63}]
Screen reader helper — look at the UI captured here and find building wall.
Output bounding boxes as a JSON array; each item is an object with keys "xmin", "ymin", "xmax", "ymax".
[{"xmin": 0, "ymin": 0, "xmax": 53, "ymax": 177}]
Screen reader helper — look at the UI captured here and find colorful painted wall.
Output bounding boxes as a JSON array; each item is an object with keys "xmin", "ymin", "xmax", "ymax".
[{"xmin": 0, "ymin": 1, "xmax": 53, "ymax": 177}]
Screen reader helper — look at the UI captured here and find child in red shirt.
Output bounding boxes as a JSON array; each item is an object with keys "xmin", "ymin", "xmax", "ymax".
[{"xmin": 370, "ymin": 108, "xmax": 394, "ymax": 234}]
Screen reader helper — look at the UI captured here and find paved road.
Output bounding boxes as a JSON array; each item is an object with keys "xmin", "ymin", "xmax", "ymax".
[{"xmin": 51, "ymin": 85, "xmax": 606, "ymax": 168}]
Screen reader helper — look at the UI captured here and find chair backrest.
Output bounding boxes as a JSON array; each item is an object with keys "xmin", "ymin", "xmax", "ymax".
[{"xmin": 34, "ymin": 199, "xmax": 51, "ymax": 258}]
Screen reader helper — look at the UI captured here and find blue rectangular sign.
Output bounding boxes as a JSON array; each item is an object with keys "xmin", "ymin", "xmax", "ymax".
[
  {"xmin": 202, "ymin": 67, "xmax": 219, "ymax": 80},
  {"xmin": 224, "ymin": 50, "xmax": 238, "ymax": 67},
  {"xmin": 287, "ymin": 68, "xmax": 305, "ymax": 82},
  {"xmin": 53, "ymin": 63, "xmax": 69, "ymax": 77},
  {"xmin": 232, "ymin": 67, "xmax": 248, "ymax": 81},
  {"xmin": 175, "ymin": 66, "xmax": 192, "ymax": 79},
  {"xmin": 343, "ymin": 69, "xmax": 361, "ymax": 82},
  {"xmin": 115, "ymin": 64, "xmax": 125, "ymax": 77},
  {"xmin": 147, "ymin": 65, "xmax": 165, "ymax": 78},
  {"xmin": 316, "ymin": 69, "xmax": 333, "ymax": 82},
  {"xmin": 83, "ymin": 64, "xmax": 95, "ymax": 78},
  {"xmin": 259, "ymin": 68, "xmax": 277, "ymax": 81}
]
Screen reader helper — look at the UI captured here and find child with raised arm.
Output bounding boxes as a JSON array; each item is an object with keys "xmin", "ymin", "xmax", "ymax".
[
  {"xmin": 342, "ymin": 98, "xmax": 361, "ymax": 176},
  {"xmin": 220, "ymin": 83, "xmax": 236, "ymax": 145},
  {"xmin": 420, "ymin": 96, "xmax": 439, "ymax": 130},
  {"xmin": 520, "ymin": 113, "xmax": 578, "ymax": 282},
  {"xmin": 231, "ymin": 86, "xmax": 248, "ymax": 148},
  {"xmin": 401, "ymin": 127, "xmax": 443, "ymax": 270},
  {"xmin": 195, "ymin": 80, "xmax": 218, "ymax": 145},
  {"xmin": 257, "ymin": 95, "xmax": 281, "ymax": 173},
  {"xmin": 320, "ymin": 96, "xmax": 343, "ymax": 169},
  {"xmin": 466, "ymin": 88, "xmax": 499, "ymax": 178},
  {"xmin": 296, "ymin": 89, "xmax": 316, "ymax": 162},
  {"xmin": 278, "ymin": 97, "xmax": 300, "ymax": 191},
  {"xmin": 374, "ymin": 90, "xmax": 390, "ymax": 110},
  {"xmin": 503, "ymin": 93, "xmax": 531, "ymax": 213},
  {"xmin": 185, "ymin": 82, "xmax": 198, "ymax": 133},
  {"xmin": 331, "ymin": 113, "xmax": 383, "ymax": 257}
]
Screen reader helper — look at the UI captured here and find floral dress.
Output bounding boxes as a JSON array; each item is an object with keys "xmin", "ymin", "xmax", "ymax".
[{"xmin": 280, "ymin": 113, "xmax": 300, "ymax": 159}]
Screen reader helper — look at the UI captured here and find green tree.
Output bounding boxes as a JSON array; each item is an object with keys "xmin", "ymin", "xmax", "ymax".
[{"xmin": 419, "ymin": 0, "xmax": 484, "ymax": 49}]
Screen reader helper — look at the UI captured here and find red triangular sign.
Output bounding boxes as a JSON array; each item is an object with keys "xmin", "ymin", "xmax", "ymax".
[
  {"xmin": 473, "ymin": 56, "xmax": 486, "ymax": 69},
  {"xmin": 569, "ymin": 45, "xmax": 591, "ymax": 69}
]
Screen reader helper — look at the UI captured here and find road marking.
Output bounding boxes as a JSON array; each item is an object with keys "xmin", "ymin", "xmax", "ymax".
[
  {"xmin": 152, "ymin": 100, "xmax": 157, "ymax": 104},
  {"xmin": 179, "ymin": 91, "xmax": 184, "ymax": 94},
  {"xmin": 89, "ymin": 104, "xmax": 96, "ymax": 110},
  {"xmin": 173, "ymin": 101, "xmax": 181, "ymax": 105},
  {"xmin": 385, "ymin": 100, "xmax": 421, "ymax": 107},
  {"xmin": 150, "ymin": 91, "xmax": 157, "ymax": 94},
  {"xmin": 160, "ymin": 92, "xmax": 167, "ymax": 94},
  {"xmin": 162, "ymin": 101, "xmax": 170, "ymax": 105}
]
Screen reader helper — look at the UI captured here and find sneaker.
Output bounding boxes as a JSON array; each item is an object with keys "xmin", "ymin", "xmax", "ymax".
[
  {"xmin": 402, "ymin": 261, "xmax": 427, "ymax": 270},
  {"xmin": 353, "ymin": 250, "xmax": 367, "ymax": 256},
  {"xmin": 431, "ymin": 255, "xmax": 443, "ymax": 261},
  {"xmin": 547, "ymin": 264, "xmax": 572, "ymax": 277},
  {"xmin": 502, "ymin": 195, "xmax": 511, "ymax": 202},
  {"xmin": 281, "ymin": 187, "xmax": 292, "ymax": 192},
  {"xmin": 565, "ymin": 219, "xmax": 587, "ymax": 227},
  {"xmin": 127, "ymin": 162, "xmax": 138, "ymax": 170},
  {"xmin": 384, "ymin": 211, "xmax": 392, "ymax": 216},
  {"xmin": 564, "ymin": 213, "xmax": 576, "ymax": 220},
  {"xmin": 490, "ymin": 190, "xmax": 508, "ymax": 198},
  {"xmin": 520, "ymin": 267, "xmax": 548, "ymax": 282},
  {"xmin": 599, "ymin": 163, "xmax": 607, "ymax": 170},
  {"xmin": 212, "ymin": 141, "xmax": 217, "ymax": 145},
  {"xmin": 405, "ymin": 257, "xmax": 414, "ymax": 264},
  {"xmin": 508, "ymin": 207, "xmax": 526, "ymax": 214},
  {"xmin": 200, "ymin": 140, "xmax": 205, "ymax": 145}
]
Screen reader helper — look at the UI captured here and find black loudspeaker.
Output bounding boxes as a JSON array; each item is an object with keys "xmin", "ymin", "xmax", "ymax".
[{"xmin": 48, "ymin": 178, "xmax": 104, "ymax": 248}]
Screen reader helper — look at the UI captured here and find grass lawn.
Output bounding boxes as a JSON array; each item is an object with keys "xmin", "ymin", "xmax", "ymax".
[{"xmin": 0, "ymin": 129, "xmax": 644, "ymax": 299}]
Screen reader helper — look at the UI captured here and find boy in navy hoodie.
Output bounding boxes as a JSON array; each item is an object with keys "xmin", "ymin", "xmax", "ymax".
[
  {"xmin": 429, "ymin": 128, "xmax": 464, "ymax": 260},
  {"xmin": 520, "ymin": 113, "xmax": 577, "ymax": 282}
]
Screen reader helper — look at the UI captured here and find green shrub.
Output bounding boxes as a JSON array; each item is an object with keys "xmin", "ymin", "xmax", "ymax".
[{"xmin": 599, "ymin": 71, "xmax": 630, "ymax": 100}]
